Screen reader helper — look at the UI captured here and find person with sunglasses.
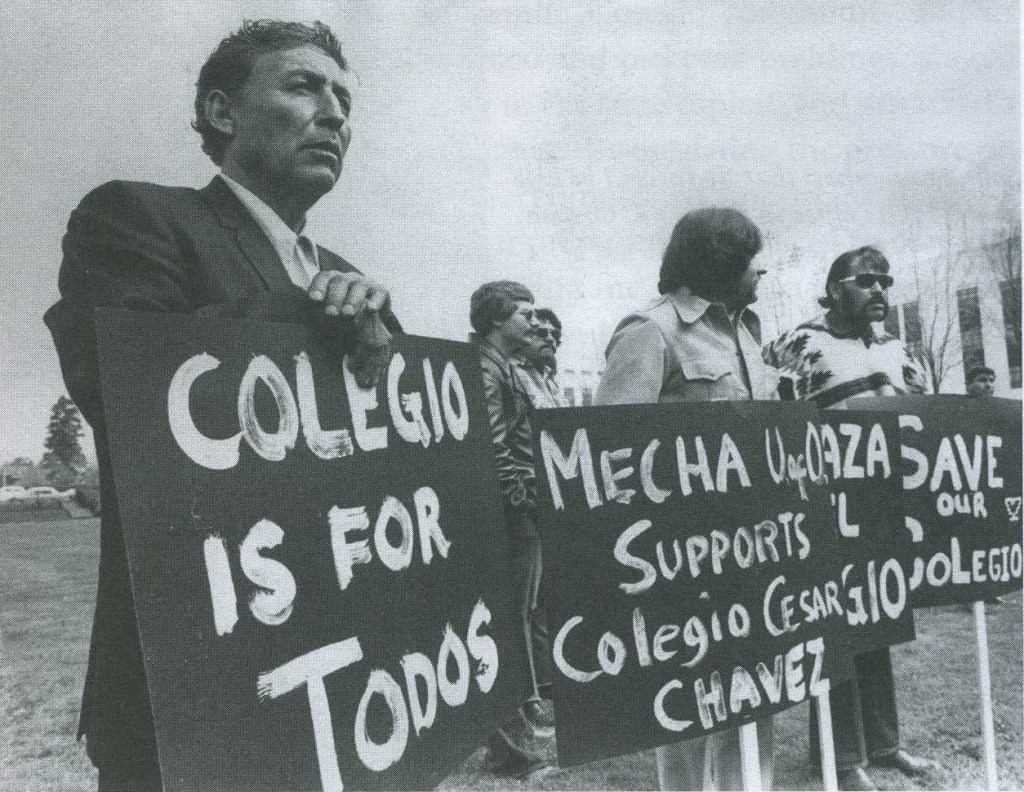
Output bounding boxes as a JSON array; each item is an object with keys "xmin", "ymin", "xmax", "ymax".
[
  {"xmin": 763, "ymin": 245, "xmax": 934, "ymax": 790},
  {"xmin": 764, "ymin": 246, "xmax": 929, "ymax": 407},
  {"xmin": 514, "ymin": 308, "xmax": 569, "ymax": 409}
]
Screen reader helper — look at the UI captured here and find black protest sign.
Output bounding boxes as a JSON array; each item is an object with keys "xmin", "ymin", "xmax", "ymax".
[
  {"xmin": 857, "ymin": 396, "xmax": 1023, "ymax": 607},
  {"xmin": 819, "ymin": 410, "xmax": 916, "ymax": 653},
  {"xmin": 533, "ymin": 401, "xmax": 854, "ymax": 767},
  {"xmin": 96, "ymin": 310, "xmax": 523, "ymax": 792}
]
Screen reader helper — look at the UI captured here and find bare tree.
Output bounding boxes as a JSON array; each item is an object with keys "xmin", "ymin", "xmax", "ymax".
[
  {"xmin": 904, "ymin": 216, "xmax": 967, "ymax": 392},
  {"xmin": 980, "ymin": 221, "xmax": 1022, "ymax": 386},
  {"xmin": 761, "ymin": 242, "xmax": 807, "ymax": 338}
]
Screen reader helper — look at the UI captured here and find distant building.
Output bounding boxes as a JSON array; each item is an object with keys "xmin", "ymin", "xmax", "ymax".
[
  {"xmin": 558, "ymin": 368, "xmax": 603, "ymax": 407},
  {"xmin": 883, "ymin": 234, "xmax": 1021, "ymax": 396}
]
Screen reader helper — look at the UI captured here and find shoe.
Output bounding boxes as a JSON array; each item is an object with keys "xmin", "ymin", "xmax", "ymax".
[
  {"xmin": 838, "ymin": 767, "xmax": 878, "ymax": 791},
  {"xmin": 524, "ymin": 698, "xmax": 555, "ymax": 737},
  {"xmin": 486, "ymin": 751, "xmax": 551, "ymax": 780},
  {"xmin": 871, "ymin": 749, "xmax": 936, "ymax": 776},
  {"xmin": 513, "ymin": 755, "xmax": 553, "ymax": 781},
  {"xmin": 484, "ymin": 730, "xmax": 551, "ymax": 779}
]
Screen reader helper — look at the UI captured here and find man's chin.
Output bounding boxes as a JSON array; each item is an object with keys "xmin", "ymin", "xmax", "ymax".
[{"xmin": 294, "ymin": 166, "xmax": 341, "ymax": 195}]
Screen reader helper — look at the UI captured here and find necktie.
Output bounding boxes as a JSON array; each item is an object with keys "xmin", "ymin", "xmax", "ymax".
[{"xmin": 293, "ymin": 235, "xmax": 321, "ymax": 288}]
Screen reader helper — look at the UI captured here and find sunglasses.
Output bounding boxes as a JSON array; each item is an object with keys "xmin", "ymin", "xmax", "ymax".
[{"xmin": 838, "ymin": 273, "xmax": 894, "ymax": 289}]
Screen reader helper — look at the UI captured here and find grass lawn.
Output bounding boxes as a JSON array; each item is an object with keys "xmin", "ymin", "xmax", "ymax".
[{"xmin": 2, "ymin": 519, "xmax": 1020, "ymax": 791}]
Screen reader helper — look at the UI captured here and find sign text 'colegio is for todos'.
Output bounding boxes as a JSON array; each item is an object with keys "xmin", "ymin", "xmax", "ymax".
[{"xmin": 96, "ymin": 311, "xmax": 525, "ymax": 792}]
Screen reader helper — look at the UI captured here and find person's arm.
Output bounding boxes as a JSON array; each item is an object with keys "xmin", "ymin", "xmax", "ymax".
[
  {"xmin": 902, "ymin": 347, "xmax": 932, "ymax": 395},
  {"xmin": 480, "ymin": 362, "xmax": 534, "ymax": 512},
  {"xmin": 45, "ymin": 181, "xmax": 194, "ymax": 429},
  {"xmin": 46, "ymin": 182, "xmax": 397, "ymax": 430},
  {"xmin": 595, "ymin": 317, "xmax": 668, "ymax": 405},
  {"xmin": 763, "ymin": 337, "xmax": 796, "ymax": 400}
]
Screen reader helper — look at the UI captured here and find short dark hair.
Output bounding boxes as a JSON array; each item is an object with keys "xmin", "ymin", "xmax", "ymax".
[
  {"xmin": 819, "ymin": 246, "xmax": 891, "ymax": 308},
  {"xmin": 966, "ymin": 365, "xmax": 996, "ymax": 382},
  {"xmin": 535, "ymin": 308, "xmax": 562, "ymax": 342},
  {"xmin": 192, "ymin": 20, "xmax": 347, "ymax": 165},
  {"xmin": 658, "ymin": 208, "xmax": 762, "ymax": 295},
  {"xmin": 470, "ymin": 281, "xmax": 534, "ymax": 335}
]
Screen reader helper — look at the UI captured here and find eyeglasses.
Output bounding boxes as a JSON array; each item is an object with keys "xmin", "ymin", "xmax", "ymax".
[{"xmin": 838, "ymin": 273, "xmax": 894, "ymax": 289}]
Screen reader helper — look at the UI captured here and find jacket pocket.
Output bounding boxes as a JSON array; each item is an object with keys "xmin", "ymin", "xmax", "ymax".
[{"xmin": 678, "ymin": 356, "xmax": 735, "ymax": 401}]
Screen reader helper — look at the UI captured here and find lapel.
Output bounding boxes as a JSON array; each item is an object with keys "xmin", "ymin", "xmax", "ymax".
[{"xmin": 198, "ymin": 175, "xmax": 293, "ymax": 290}]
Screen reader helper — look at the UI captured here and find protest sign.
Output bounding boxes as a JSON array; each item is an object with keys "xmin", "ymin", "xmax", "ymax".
[
  {"xmin": 819, "ymin": 410, "xmax": 916, "ymax": 653},
  {"xmin": 855, "ymin": 396, "xmax": 1023, "ymax": 607},
  {"xmin": 96, "ymin": 310, "xmax": 523, "ymax": 792},
  {"xmin": 533, "ymin": 402, "xmax": 856, "ymax": 767}
]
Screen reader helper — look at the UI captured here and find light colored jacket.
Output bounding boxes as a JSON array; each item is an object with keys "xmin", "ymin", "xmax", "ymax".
[{"xmin": 596, "ymin": 285, "xmax": 781, "ymax": 404}]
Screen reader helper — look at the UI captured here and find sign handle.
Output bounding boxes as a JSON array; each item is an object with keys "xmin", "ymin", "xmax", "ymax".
[
  {"xmin": 739, "ymin": 722, "xmax": 763, "ymax": 792},
  {"xmin": 815, "ymin": 688, "xmax": 839, "ymax": 792},
  {"xmin": 974, "ymin": 600, "xmax": 999, "ymax": 790}
]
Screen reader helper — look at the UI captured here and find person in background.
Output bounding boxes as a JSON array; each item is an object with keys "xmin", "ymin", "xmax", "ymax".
[
  {"xmin": 964, "ymin": 365, "xmax": 1003, "ymax": 605},
  {"xmin": 596, "ymin": 207, "xmax": 777, "ymax": 791},
  {"xmin": 470, "ymin": 281, "xmax": 554, "ymax": 779},
  {"xmin": 506, "ymin": 305, "xmax": 567, "ymax": 725},
  {"xmin": 764, "ymin": 245, "xmax": 935, "ymax": 791},
  {"xmin": 44, "ymin": 20, "xmax": 400, "ymax": 791},
  {"xmin": 514, "ymin": 307, "xmax": 569, "ymax": 409},
  {"xmin": 965, "ymin": 365, "xmax": 997, "ymax": 397}
]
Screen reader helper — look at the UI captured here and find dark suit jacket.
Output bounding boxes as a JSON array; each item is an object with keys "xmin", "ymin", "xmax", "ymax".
[{"xmin": 44, "ymin": 176, "xmax": 401, "ymax": 770}]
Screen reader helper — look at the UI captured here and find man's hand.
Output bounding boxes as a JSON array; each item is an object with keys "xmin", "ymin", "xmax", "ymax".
[
  {"xmin": 308, "ymin": 271, "xmax": 389, "ymax": 319},
  {"xmin": 309, "ymin": 271, "xmax": 393, "ymax": 388}
]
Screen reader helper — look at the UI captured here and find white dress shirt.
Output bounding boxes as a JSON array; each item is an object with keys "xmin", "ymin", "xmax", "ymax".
[{"xmin": 220, "ymin": 173, "xmax": 320, "ymax": 288}]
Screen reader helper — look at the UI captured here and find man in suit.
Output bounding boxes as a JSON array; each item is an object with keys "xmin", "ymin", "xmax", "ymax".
[{"xmin": 45, "ymin": 20, "xmax": 400, "ymax": 791}]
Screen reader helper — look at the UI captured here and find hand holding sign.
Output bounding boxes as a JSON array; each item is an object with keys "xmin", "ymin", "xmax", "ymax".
[{"xmin": 96, "ymin": 311, "xmax": 524, "ymax": 792}]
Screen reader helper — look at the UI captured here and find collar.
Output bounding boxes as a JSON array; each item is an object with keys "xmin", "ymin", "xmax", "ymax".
[
  {"xmin": 220, "ymin": 172, "xmax": 317, "ymax": 271},
  {"xmin": 822, "ymin": 309, "xmax": 887, "ymax": 345},
  {"xmin": 511, "ymin": 353, "xmax": 554, "ymax": 377},
  {"xmin": 665, "ymin": 285, "xmax": 761, "ymax": 339},
  {"xmin": 472, "ymin": 333, "xmax": 513, "ymax": 371}
]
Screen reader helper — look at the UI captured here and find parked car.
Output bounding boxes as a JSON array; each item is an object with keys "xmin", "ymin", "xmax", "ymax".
[
  {"xmin": 0, "ymin": 485, "xmax": 29, "ymax": 502},
  {"xmin": 26, "ymin": 486, "xmax": 74, "ymax": 500}
]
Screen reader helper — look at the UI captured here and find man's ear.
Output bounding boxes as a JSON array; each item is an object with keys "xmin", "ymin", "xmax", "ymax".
[{"xmin": 204, "ymin": 89, "xmax": 235, "ymax": 136}]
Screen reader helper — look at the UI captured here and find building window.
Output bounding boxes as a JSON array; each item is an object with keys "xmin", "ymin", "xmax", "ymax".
[
  {"xmin": 1000, "ymin": 279, "xmax": 1022, "ymax": 388},
  {"xmin": 902, "ymin": 301, "xmax": 923, "ymax": 363},
  {"xmin": 883, "ymin": 305, "xmax": 900, "ymax": 338},
  {"xmin": 957, "ymin": 287, "xmax": 985, "ymax": 378}
]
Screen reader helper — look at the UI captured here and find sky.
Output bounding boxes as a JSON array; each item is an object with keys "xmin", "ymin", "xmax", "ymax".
[{"xmin": 1, "ymin": 0, "xmax": 1019, "ymax": 462}]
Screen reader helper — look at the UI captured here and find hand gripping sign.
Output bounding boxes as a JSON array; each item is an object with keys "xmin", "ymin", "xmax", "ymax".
[{"xmin": 96, "ymin": 310, "xmax": 524, "ymax": 792}]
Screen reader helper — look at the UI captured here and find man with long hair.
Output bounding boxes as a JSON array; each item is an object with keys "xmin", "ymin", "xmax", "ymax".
[{"xmin": 597, "ymin": 208, "xmax": 777, "ymax": 790}]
